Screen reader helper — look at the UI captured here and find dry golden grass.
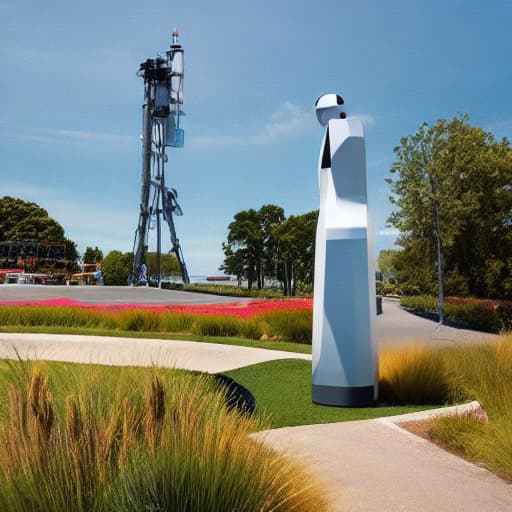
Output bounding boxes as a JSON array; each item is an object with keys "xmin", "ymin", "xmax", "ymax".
[
  {"xmin": 0, "ymin": 361, "xmax": 329, "ymax": 511},
  {"xmin": 380, "ymin": 337, "xmax": 512, "ymax": 481},
  {"xmin": 379, "ymin": 344, "xmax": 449, "ymax": 404}
]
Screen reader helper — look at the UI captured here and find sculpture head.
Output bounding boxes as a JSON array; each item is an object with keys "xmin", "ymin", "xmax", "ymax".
[{"xmin": 315, "ymin": 94, "xmax": 346, "ymax": 126}]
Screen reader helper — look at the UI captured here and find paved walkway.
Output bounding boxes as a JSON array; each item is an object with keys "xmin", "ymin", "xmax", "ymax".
[
  {"xmin": 0, "ymin": 333, "xmax": 310, "ymax": 373},
  {"xmin": 255, "ymin": 403, "xmax": 512, "ymax": 512},
  {"xmin": 376, "ymin": 298, "xmax": 498, "ymax": 346}
]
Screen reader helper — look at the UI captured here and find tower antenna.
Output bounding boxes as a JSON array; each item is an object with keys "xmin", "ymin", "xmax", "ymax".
[{"xmin": 131, "ymin": 29, "xmax": 190, "ymax": 286}]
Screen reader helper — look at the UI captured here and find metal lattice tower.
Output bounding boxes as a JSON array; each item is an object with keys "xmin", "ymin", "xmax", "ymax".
[{"xmin": 131, "ymin": 29, "xmax": 190, "ymax": 286}]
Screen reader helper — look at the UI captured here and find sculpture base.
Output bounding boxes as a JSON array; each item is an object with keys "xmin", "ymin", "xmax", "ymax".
[{"xmin": 312, "ymin": 384, "xmax": 375, "ymax": 407}]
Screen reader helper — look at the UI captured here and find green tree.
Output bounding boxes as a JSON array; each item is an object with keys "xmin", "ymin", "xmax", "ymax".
[
  {"xmin": 377, "ymin": 249, "xmax": 399, "ymax": 283},
  {"xmin": 387, "ymin": 115, "xmax": 512, "ymax": 298},
  {"xmin": 83, "ymin": 246, "xmax": 104, "ymax": 264},
  {"xmin": 274, "ymin": 211, "xmax": 317, "ymax": 296},
  {"xmin": 220, "ymin": 205, "xmax": 317, "ymax": 294},
  {"xmin": 219, "ymin": 244, "xmax": 246, "ymax": 286},
  {"xmin": 258, "ymin": 204, "xmax": 286, "ymax": 285},
  {"xmin": 0, "ymin": 196, "xmax": 79, "ymax": 267},
  {"xmin": 102, "ymin": 251, "xmax": 133, "ymax": 286},
  {"xmin": 221, "ymin": 205, "xmax": 283, "ymax": 290},
  {"xmin": 144, "ymin": 252, "xmax": 181, "ymax": 277},
  {"xmin": 64, "ymin": 239, "xmax": 80, "ymax": 269},
  {"xmin": 221, "ymin": 208, "xmax": 261, "ymax": 289},
  {"xmin": 0, "ymin": 196, "xmax": 64, "ymax": 241}
]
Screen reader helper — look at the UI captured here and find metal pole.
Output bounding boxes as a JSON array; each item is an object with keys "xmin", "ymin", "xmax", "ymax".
[
  {"xmin": 434, "ymin": 197, "xmax": 444, "ymax": 324},
  {"xmin": 132, "ymin": 88, "xmax": 153, "ymax": 284},
  {"xmin": 156, "ymin": 191, "xmax": 162, "ymax": 288},
  {"xmin": 431, "ymin": 171, "xmax": 444, "ymax": 325}
]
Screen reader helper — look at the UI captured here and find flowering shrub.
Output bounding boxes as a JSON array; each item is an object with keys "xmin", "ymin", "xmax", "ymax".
[
  {"xmin": 167, "ymin": 299, "xmax": 312, "ymax": 318},
  {"xmin": 400, "ymin": 295, "xmax": 512, "ymax": 332},
  {"xmin": 0, "ymin": 297, "xmax": 312, "ymax": 316},
  {"xmin": 0, "ymin": 298, "xmax": 314, "ymax": 343}
]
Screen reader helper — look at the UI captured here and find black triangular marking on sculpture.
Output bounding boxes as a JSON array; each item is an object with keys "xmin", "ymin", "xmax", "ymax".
[{"xmin": 321, "ymin": 127, "xmax": 331, "ymax": 169}]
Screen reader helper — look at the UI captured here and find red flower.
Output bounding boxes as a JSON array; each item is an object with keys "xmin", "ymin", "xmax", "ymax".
[{"xmin": 0, "ymin": 298, "xmax": 313, "ymax": 317}]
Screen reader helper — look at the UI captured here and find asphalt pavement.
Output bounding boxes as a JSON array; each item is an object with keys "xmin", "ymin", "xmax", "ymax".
[
  {"xmin": 376, "ymin": 297, "xmax": 498, "ymax": 346},
  {"xmin": 0, "ymin": 284, "xmax": 250, "ymax": 305}
]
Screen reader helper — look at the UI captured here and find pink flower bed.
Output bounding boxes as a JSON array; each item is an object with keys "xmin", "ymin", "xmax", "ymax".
[{"xmin": 0, "ymin": 298, "xmax": 312, "ymax": 318}]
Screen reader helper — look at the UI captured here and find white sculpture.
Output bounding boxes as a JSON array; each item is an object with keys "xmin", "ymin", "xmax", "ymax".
[{"xmin": 312, "ymin": 94, "xmax": 378, "ymax": 406}]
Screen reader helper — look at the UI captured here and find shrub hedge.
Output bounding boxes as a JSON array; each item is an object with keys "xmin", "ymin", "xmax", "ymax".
[
  {"xmin": 400, "ymin": 295, "xmax": 512, "ymax": 332},
  {"xmin": 183, "ymin": 283, "xmax": 285, "ymax": 299}
]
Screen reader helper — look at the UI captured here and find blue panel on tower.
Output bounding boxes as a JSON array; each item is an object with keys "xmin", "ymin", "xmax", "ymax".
[{"xmin": 169, "ymin": 128, "xmax": 184, "ymax": 147}]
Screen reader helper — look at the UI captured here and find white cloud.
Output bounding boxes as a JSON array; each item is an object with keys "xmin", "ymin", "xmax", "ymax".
[
  {"xmin": 2, "ymin": 102, "xmax": 312, "ymax": 152},
  {"xmin": 188, "ymin": 101, "xmax": 315, "ymax": 149},
  {"xmin": 258, "ymin": 102, "xmax": 313, "ymax": 141},
  {"xmin": 377, "ymin": 227, "xmax": 399, "ymax": 237},
  {"xmin": 187, "ymin": 104, "xmax": 376, "ymax": 150},
  {"xmin": 0, "ymin": 125, "xmax": 136, "ymax": 150},
  {"xmin": 52, "ymin": 128, "xmax": 136, "ymax": 145},
  {"xmin": 351, "ymin": 113, "xmax": 377, "ymax": 127}
]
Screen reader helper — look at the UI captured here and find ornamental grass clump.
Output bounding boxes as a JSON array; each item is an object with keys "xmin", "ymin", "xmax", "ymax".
[
  {"xmin": 428, "ymin": 338, "xmax": 512, "ymax": 480},
  {"xmin": 400, "ymin": 295, "xmax": 512, "ymax": 332},
  {"xmin": 0, "ymin": 306, "xmax": 102, "ymax": 329},
  {"xmin": 0, "ymin": 361, "xmax": 327, "ymax": 511},
  {"xmin": 191, "ymin": 314, "xmax": 242, "ymax": 337},
  {"xmin": 239, "ymin": 317, "xmax": 265, "ymax": 340},
  {"xmin": 259, "ymin": 310, "xmax": 313, "ymax": 344},
  {"xmin": 117, "ymin": 309, "xmax": 164, "ymax": 332},
  {"xmin": 161, "ymin": 311, "xmax": 194, "ymax": 333},
  {"xmin": 381, "ymin": 338, "xmax": 512, "ymax": 481},
  {"xmin": 379, "ymin": 345, "xmax": 450, "ymax": 404},
  {"xmin": 0, "ymin": 300, "xmax": 315, "ymax": 344}
]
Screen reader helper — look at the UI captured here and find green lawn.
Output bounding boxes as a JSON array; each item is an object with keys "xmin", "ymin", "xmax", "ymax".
[
  {"xmin": 0, "ymin": 356, "xmax": 432, "ymax": 431},
  {"xmin": 224, "ymin": 359, "xmax": 434, "ymax": 428}
]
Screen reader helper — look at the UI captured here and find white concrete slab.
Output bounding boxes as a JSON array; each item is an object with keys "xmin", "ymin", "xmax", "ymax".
[
  {"xmin": 255, "ymin": 411, "xmax": 512, "ymax": 512},
  {"xmin": 0, "ymin": 332, "xmax": 310, "ymax": 373}
]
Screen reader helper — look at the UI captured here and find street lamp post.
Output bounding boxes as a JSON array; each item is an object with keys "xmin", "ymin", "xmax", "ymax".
[{"xmin": 431, "ymin": 177, "xmax": 444, "ymax": 325}]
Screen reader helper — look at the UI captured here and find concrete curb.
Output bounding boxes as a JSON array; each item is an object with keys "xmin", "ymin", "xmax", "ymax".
[{"xmin": 377, "ymin": 400, "xmax": 482, "ymax": 427}]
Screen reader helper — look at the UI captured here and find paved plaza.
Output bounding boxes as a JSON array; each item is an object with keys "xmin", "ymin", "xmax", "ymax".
[{"xmin": 0, "ymin": 284, "xmax": 250, "ymax": 305}]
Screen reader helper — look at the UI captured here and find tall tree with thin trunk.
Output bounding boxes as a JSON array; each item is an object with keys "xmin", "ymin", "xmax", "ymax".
[{"xmin": 387, "ymin": 115, "xmax": 512, "ymax": 299}]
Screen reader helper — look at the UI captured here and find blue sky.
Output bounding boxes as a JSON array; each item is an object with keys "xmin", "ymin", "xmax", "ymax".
[{"xmin": 1, "ymin": 0, "xmax": 511, "ymax": 275}]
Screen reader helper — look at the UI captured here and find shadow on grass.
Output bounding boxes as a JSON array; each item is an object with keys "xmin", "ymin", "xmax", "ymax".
[{"xmin": 224, "ymin": 359, "xmax": 434, "ymax": 429}]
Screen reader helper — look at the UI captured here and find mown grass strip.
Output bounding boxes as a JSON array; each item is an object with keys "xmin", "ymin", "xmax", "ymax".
[{"xmin": 224, "ymin": 359, "xmax": 432, "ymax": 429}]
